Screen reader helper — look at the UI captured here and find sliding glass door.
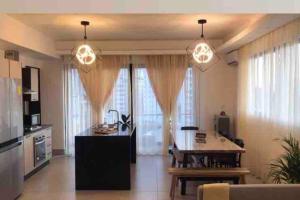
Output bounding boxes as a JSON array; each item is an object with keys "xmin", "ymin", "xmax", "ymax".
[
  {"xmin": 134, "ymin": 68, "xmax": 164, "ymax": 155},
  {"xmin": 176, "ymin": 67, "xmax": 195, "ymax": 129},
  {"xmin": 64, "ymin": 65, "xmax": 92, "ymax": 155},
  {"xmin": 104, "ymin": 68, "xmax": 130, "ymax": 124},
  {"xmin": 105, "ymin": 67, "xmax": 164, "ymax": 155}
]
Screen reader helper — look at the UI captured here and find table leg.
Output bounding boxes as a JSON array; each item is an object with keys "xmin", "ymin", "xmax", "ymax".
[
  {"xmin": 171, "ymin": 143, "xmax": 176, "ymax": 167},
  {"xmin": 240, "ymin": 175, "xmax": 246, "ymax": 184},
  {"xmin": 181, "ymin": 153, "xmax": 188, "ymax": 195},
  {"xmin": 233, "ymin": 177, "xmax": 239, "ymax": 184}
]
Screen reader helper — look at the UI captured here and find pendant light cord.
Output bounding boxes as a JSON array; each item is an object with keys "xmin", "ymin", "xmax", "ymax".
[
  {"xmin": 84, "ymin": 25, "xmax": 87, "ymax": 40},
  {"xmin": 201, "ymin": 23, "xmax": 204, "ymax": 38},
  {"xmin": 81, "ymin": 21, "xmax": 90, "ymax": 40}
]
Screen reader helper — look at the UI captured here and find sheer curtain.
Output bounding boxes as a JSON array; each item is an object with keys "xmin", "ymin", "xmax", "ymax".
[
  {"xmin": 78, "ymin": 56, "xmax": 129, "ymax": 124},
  {"xmin": 237, "ymin": 18, "xmax": 300, "ymax": 181},
  {"xmin": 104, "ymin": 68, "xmax": 130, "ymax": 124},
  {"xmin": 146, "ymin": 55, "xmax": 188, "ymax": 154},
  {"xmin": 134, "ymin": 67, "xmax": 164, "ymax": 155},
  {"xmin": 175, "ymin": 67, "xmax": 196, "ymax": 130},
  {"xmin": 64, "ymin": 63, "xmax": 92, "ymax": 155}
]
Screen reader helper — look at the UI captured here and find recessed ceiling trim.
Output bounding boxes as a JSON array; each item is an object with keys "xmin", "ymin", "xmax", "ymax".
[
  {"xmin": 55, "ymin": 40, "xmax": 224, "ymax": 55},
  {"xmin": 217, "ymin": 14, "xmax": 300, "ymax": 53}
]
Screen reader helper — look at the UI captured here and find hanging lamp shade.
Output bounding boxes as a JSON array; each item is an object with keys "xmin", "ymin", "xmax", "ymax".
[
  {"xmin": 192, "ymin": 42, "xmax": 213, "ymax": 64},
  {"xmin": 76, "ymin": 44, "xmax": 96, "ymax": 65},
  {"xmin": 186, "ymin": 19, "xmax": 220, "ymax": 72},
  {"xmin": 72, "ymin": 21, "xmax": 101, "ymax": 73}
]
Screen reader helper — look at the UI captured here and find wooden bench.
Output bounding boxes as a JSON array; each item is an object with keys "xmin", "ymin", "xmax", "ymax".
[{"xmin": 168, "ymin": 167, "xmax": 250, "ymax": 200}]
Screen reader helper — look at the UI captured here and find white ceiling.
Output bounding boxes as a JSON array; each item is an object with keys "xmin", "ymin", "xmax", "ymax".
[{"xmin": 9, "ymin": 14, "xmax": 263, "ymax": 41}]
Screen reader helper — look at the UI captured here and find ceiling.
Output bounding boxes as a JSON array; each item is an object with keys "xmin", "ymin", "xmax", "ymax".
[{"xmin": 9, "ymin": 14, "xmax": 263, "ymax": 41}]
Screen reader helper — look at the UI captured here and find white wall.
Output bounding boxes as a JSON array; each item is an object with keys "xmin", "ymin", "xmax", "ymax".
[
  {"xmin": 197, "ymin": 58, "xmax": 237, "ymax": 134},
  {"xmin": 39, "ymin": 60, "xmax": 64, "ymax": 150}
]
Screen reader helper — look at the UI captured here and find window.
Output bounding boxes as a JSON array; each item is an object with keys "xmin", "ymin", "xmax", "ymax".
[
  {"xmin": 247, "ymin": 42, "xmax": 300, "ymax": 125},
  {"xmin": 65, "ymin": 67, "xmax": 92, "ymax": 155},
  {"xmin": 104, "ymin": 68, "xmax": 130, "ymax": 124},
  {"xmin": 134, "ymin": 68, "xmax": 163, "ymax": 155},
  {"xmin": 176, "ymin": 67, "xmax": 195, "ymax": 128}
]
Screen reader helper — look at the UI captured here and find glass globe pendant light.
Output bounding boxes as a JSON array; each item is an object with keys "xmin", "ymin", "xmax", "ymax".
[
  {"xmin": 76, "ymin": 21, "xmax": 96, "ymax": 65},
  {"xmin": 192, "ymin": 19, "xmax": 213, "ymax": 64},
  {"xmin": 186, "ymin": 19, "xmax": 219, "ymax": 72}
]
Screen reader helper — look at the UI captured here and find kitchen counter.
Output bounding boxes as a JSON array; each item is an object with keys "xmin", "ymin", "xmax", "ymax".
[
  {"xmin": 24, "ymin": 124, "xmax": 52, "ymax": 136},
  {"xmin": 76, "ymin": 124, "xmax": 133, "ymax": 137},
  {"xmin": 75, "ymin": 124, "xmax": 136, "ymax": 190}
]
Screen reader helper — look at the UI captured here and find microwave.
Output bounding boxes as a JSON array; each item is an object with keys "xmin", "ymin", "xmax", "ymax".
[
  {"xmin": 32, "ymin": 114, "xmax": 41, "ymax": 126},
  {"xmin": 27, "ymin": 114, "xmax": 41, "ymax": 126}
]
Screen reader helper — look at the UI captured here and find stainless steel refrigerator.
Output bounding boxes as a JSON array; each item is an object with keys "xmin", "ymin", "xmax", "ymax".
[{"xmin": 0, "ymin": 75, "xmax": 24, "ymax": 199}]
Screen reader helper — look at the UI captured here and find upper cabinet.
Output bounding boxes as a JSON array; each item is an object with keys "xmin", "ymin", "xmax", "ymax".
[
  {"xmin": 9, "ymin": 60, "xmax": 22, "ymax": 79},
  {"xmin": 22, "ymin": 67, "xmax": 40, "ymax": 101},
  {"xmin": 30, "ymin": 68, "xmax": 39, "ymax": 101},
  {"xmin": 0, "ymin": 58, "xmax": 10, "ymax": 78}
]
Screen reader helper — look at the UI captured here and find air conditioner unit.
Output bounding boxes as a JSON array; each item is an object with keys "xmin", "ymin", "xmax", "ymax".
[
  {"xmin": 225, "ymin": 50, "xmax": 238, "ymax": 66},
  {"xmin": 5, "ymin": 50, "xmax": 19, "ymax": 61}
]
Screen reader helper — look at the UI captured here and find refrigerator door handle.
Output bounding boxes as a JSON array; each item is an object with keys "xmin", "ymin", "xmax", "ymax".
[{"xmin": 0, "ymin": 141, "xmax": 23, "ymax": 154}]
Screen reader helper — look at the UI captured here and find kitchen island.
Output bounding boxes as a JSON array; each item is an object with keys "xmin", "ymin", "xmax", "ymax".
[{"xmin": 75, "ymin": 125, "xmax": 136, "ymax": 190}]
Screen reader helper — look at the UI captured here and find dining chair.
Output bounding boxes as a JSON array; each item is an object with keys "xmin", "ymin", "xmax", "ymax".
[
  {"xmin": 208, "ymin": 153, "xmax": 237, "ymax": 168},
  {"xmin": 181, "ymin": 126, "xmax": 199, "ymax": 131},
  {"xmin": 172, "ymin": 126, "xmax": 200, "ymax": 167},
  {"xmin": 209, "ymin": 138, "xmax": 245, "ymax": 168},
  {"xmin": 234, "ymin": 138, "xmax": 244, "ymax": 167}
]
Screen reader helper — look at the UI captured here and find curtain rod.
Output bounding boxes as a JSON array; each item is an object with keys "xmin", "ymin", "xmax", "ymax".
[{"xmin": 58, "ymin": 49, "xmax": 187, "ymax": 56}]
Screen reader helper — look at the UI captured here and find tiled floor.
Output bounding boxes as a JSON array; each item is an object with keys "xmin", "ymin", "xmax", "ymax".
[{"xmin": 19, "ymin": 156, "xmax": 262, "ymax": 200}]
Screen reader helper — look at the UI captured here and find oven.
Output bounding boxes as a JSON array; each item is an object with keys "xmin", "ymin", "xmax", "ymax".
[{"xmin": 34, "ymin": 135, "xmax": 46, "ymax": 167}]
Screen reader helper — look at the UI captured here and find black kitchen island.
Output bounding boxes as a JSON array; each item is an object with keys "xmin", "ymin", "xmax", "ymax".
[{"xmin": 75, "ymin": 125, "xmax": 136, "ymax": 190}]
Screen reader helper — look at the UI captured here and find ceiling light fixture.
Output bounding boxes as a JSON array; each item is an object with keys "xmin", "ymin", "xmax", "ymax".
[
  {"xmin": 192, "ymin": 19, "xmax": 213, "ymax": 64},
  {"xmin": 76, "ymin": 21, "xmax": 96, "ymax": 66},
  {"xmin": 187, "ymin": 19, "xmax": 219, "ymax": 72}
]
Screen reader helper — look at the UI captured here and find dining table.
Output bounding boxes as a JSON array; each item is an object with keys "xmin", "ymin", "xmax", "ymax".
[{"xmin": 171, "ymin": 129, "xmax": 246, "ymax": 195}]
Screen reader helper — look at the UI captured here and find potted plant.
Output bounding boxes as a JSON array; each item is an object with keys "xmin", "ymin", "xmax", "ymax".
[
  {"xmin": 120, "ymin": 114, "xmax": 131, "ymax": 131},
  {"xmin": 268, "ymin": 134, "xmax": 300, "ymax": 183}
]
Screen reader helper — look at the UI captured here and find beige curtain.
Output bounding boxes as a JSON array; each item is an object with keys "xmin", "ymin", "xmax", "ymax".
[
  {"xmin": 237, "ymin": 18, "xmax": 300, "ymax": 181},
  {"xmin": 78, "ymin": 55, "xmax": 129, "ymax": 124},
  {"xmin": 146, "ymin": 55, "xmax": 188, "ymax": 154}
]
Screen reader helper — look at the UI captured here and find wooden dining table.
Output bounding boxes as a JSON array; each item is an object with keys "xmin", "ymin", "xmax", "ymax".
[{"xmin": 172, "ymin": 130, "xmax": 246, "ymax": 195}]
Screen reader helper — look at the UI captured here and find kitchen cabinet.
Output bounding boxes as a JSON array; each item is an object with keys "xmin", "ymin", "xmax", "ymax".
[
  {"xmin": 24, "ymin": 134, "xmax": 34, "ymax": 175},
  {"xmin": 24, "ymin": 126, "xmax": 52, "ymax": 176},
  {"xmin": 30, "ymin": 68, "xmax": 39, "ymax": 101},
  {"xmin": 22, "ymin": 67, "xmax": 40, "ymax": 102},
  {"xmin": 44, "ymin": 127, "xmax": 52, "ymax": 160},
  {"xmin": 75, "ymin": 125, "xmax": 136, "ymax": 190}
]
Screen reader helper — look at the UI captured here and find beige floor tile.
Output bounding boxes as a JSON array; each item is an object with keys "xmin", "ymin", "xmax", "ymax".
[{"xmin": 20, "ymin": 155, "xmax": 261, "ymax": 200}]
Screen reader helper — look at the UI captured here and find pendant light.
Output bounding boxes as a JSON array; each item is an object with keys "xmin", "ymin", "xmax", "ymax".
[
  {"xmin": 187, "ymin": 19, "xmax": 219, "ymax": 72},
  {"xmin": 75, "ymin": 21, "xmax": 96, "ymax": 67},
  {"xmin": 192, "ymin": 19, "xmax": 213, "ymax": 64}
]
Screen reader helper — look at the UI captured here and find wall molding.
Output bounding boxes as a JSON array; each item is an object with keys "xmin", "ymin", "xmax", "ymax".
[{"xmin": 52, "ymin": 149, "xmax": 65, "ymax": 156}]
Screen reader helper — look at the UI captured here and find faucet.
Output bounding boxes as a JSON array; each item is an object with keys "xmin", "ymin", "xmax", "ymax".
[{"xmin": 108, "ymin": 109, "xmax": 119, "ymax": 126}]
